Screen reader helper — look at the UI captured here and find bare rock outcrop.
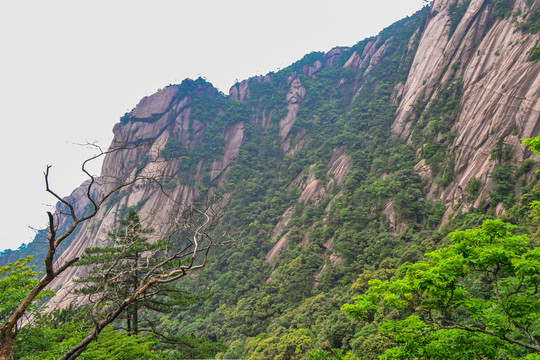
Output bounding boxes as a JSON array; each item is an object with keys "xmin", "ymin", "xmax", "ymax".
[
  {"xmin": 266, "ymin": 233, "xmax": 289, "ymax": 265},
  {"xmin": 46, "ymin": 81, "xmax": 244, "ymax": 308},
  {"xmin": 362, "ymin": 37, "xmax": 393, "ymax": 78},
  {"xmin": 229, "ymin": 75, "xmax": 271, "ymax": 101},
  {"xmin": 266, "ymin": 147, "xmax": 351, "ymax": 266},
  {"xmin": 280, "ymin": 77, "xmax": 307, "ymax": 151},
  {"xmin": 131, "ymin": 86, "xmax": 178, "ymax": 119},
  {"xmin": 323, "ymin": 47, "xmax": 349, "ymax": 67},
  {"xmin": 210, "ymin": 122, "xmax": 245, "ymax": 180},
  {"xmin": 301, "ymin": 60, "xmax": 323, "ymax": 77},
  {"xmin": 345, "ymin": 36, "xmax": 396, "ymax": 101},
  {"xmin": 326, "ymin": 146, "xmax": 352, "ymax": 189},
  {"xmin": 229, "ymin": 79, "xmax": 250, "ymax": 101},
  {"xmin": 392, "ymin": 0, "xmax": 540, "ymax": 217}
]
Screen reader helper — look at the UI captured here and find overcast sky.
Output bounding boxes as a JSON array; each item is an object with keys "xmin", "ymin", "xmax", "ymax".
[{"xmin": 0, "ymin": 0, "xmax": 426, "ymax": 252}]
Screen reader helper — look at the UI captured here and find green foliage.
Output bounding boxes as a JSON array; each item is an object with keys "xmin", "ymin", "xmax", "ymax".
[
  {"xmin": 14, "ymin": 306, "xmax": 91, "ymax": 359},
  {"xmin": 522, "ymin": 136, "xmax": 540, "ymax": 222},
  {"xmin": 1, "ymin": 262, "xmax": 162, "ymax": 360},
  {"xmin": 489, "ymin": 0, "xmax": 512, "ymax": 18},
  {"xmin": 491, "ymin": 137, "xmax": 513, "ymax": 163},
  {"xmin": 75, "ymin": 211, "xmax": 170, "ymax": 334},
  {"xmin": 411, "ymin": 76, "xmax": 463, "ymax": 180},
  {"xmin": 309, "ymin": 348, "xmax": 359, "ymax": 360},
  {"xmin": 289, "ymin": 52, "xmax": 326, "ymax": 73},
  {"xmin": 157, "ymin": 333, "xmax": 227, "ymax": 359},
  {"xmin": 518, "ymin": 6, "xmax": 540, "ymax": 34},
  {"xmin": 0, "ymin": 257, "xmax": 52, "ymax": 323},
  {"xmin": 169, "ymin": 8, "xmax": 443, "ymax": 359},
  {"xmin": 490, "ymin": 164, "xmax": 514, "ymax": 207},
  {"xmin": 517, "ymin": 158, "xmax": 539, "ymax": 178},
  {"xmin": 162, "ymin": 178, "xmax": 176, "ymax": 190},
  {"xmin": 160, "ymin": 138, "xmax": 188, "ymax": 160},
  {"xmin": 314, "ymin": 163, "xmax": 329, "ymax": 183},
  {"xmin": 524, "ymin": 136, "xmax": 540, "ymax": 155},
  {"xmin": 128, "ymin": 78, "xmax": 220, "ymax": 124},
  {"xmin": 0, "ymin": 223, "xmax": 82, "ymax": 276},
  {"xmin": 466, "ymin": 177, "xmax": 482, "ymax": 201},
  {"xmin": 448, "ymin": 0, "xmax": 470, "ymax": 38},
  {"xmin": 17, "ymin": 321, "xmax": 164, "ymax": 360},
  {"xmin": 240, "ymin": 328, "xmax": 316, "ymax": 360},
  {"xmin": 171, "ymin": 86, "xmax": 248, "ymax": 184},
  {"xmin": 14, "ymin": 303, "xmax": 224, "ymax": 360},
  {"xmin": 119, "ymin": 112, "xmax": 131, "ymax": 124},
  {"xmin": 342, "ymin": 220, "xmax": 540, "ymax": 359},
  {"xmin": 488, "ymin": 137, "xmax": 519, "ymax": 208},
  {"xmin": 9, "ymin": 212, "xmax": 223, "ymax": 359},
  {"xmin": 79, "ymin": 327, "xmax": 162, "ymax": 360}
]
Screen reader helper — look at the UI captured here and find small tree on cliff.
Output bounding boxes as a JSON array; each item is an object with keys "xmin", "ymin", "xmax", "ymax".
[
  {"xmin": 74, "ymin": 211, "xmax": 159, "ymax": 336},
  {"xmin": 0, "ymin": 139, "xmax": 219, "ymax": 360},
  {"xmin": 74, "ymin": 210, "xmax": 206, "ymax": 339},
  {"xmin": 58, "ymin": 204, "xmax": 216, "ymax": 360}
]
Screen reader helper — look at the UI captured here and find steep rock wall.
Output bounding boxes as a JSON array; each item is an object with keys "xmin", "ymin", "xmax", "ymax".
[
  {"xmin": 392, "ymin": 0, "xmax": 540, "ymax": 216},
  {"xmin": 38, "ymin": 0, "xmax": 540, "ymax": 310},
  {"xmin": 47, "ymin": 82, "xmax": 244, "ymax": 307}
]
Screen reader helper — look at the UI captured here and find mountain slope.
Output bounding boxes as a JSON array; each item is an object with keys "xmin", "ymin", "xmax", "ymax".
[
  {"xmin": 393, "ymin": 0, "xmax": 540, "ymax": 219},
  {"xmin": 4, "ymin": 0, "xmax": 540, "ymax": 358}
]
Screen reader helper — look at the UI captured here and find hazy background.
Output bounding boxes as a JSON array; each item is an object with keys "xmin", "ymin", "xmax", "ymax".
[{"xmin": 0, "ymin": 0, "xmax": 426, "ymax": 251}]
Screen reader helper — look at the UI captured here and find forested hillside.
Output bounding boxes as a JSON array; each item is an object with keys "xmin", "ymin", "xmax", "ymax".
[{"xmin": 2, "ymin": 0, "xmax": 540, "ymax": 359}]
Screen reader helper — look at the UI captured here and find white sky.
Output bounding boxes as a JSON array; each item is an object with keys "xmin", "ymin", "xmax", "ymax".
[{"xmin": 0, "ymin": 0, "xmax": 426, "ymax": 252}]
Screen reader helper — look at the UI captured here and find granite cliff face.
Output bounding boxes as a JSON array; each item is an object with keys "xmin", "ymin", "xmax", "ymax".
[
  {"xmin": 19, "ymin": 0, "xmax": 540, "ymax": 312},
  {"xmin": 392, "ymin": 0, "xmax": 540, "ymax": 218},
  {"xmin": 48, "ymin": 81, "xmax": 243, "ymax": 306}
]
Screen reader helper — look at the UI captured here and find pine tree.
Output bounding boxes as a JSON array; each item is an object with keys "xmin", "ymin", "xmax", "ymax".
[{"xmin": 75, "ymin": 211, "xmax": 166, "ymax": 335}]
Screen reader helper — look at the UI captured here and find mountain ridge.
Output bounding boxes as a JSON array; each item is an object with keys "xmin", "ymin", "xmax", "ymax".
[{"xmin": 4, "ymin": 1, "xmax": 540, "ymax": 357}]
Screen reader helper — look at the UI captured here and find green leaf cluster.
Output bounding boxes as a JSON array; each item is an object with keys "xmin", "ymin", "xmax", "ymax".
[
  {"xmin": 0, "ymin": 257, "xmax": 53, "ymax": 323},
  {"xmin": 342, "ymin": 219, "xmax": 540, "ymax": 359}
]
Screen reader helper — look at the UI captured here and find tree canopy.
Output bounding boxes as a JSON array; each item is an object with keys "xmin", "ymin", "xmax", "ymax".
[{"xmin": 340, "ymin": 219, "xmax": 540, "ymax": 359}]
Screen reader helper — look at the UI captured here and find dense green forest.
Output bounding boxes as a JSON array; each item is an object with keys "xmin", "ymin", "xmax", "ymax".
[{"xmin": 2, "ymin": 1, "xmax": 540, "ymax": 359}]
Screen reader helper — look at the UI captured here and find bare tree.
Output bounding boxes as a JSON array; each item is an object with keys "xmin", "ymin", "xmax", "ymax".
[{"xmin": 0, "ymin": 138, "xmax": 218, "ymax": 360}]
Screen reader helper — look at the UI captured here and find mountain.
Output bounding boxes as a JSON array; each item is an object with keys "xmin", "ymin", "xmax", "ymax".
[{"xmin": 4, "ymin": 0, "xmax": 540, "ymax": 358}]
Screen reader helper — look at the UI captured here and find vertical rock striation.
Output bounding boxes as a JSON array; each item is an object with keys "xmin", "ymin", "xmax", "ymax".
[{"xmin": 392, "ymin": 0, "xmax": 540, "ymax": 216}]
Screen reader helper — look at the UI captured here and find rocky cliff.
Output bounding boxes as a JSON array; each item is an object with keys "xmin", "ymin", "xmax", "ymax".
[
  {"xmin": 44, "ymin": 0, "xmax": 540, "ymax": 306},
  {"xmin": 392, "ymin": 0, "xmax": 540, "ymax": 219},
  {"xmin": 8, "ymin": 0, "xmax": 540, "ymax": 354}
]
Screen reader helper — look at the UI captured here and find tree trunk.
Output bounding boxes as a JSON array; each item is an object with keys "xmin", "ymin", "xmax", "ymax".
[
  {"xmin": 0, "ymin": 330, "xmax": 14, "ymax": 360},
  {"xmin": 133, "ymin": 302, "xmax": 138, "ymax": 336}
]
